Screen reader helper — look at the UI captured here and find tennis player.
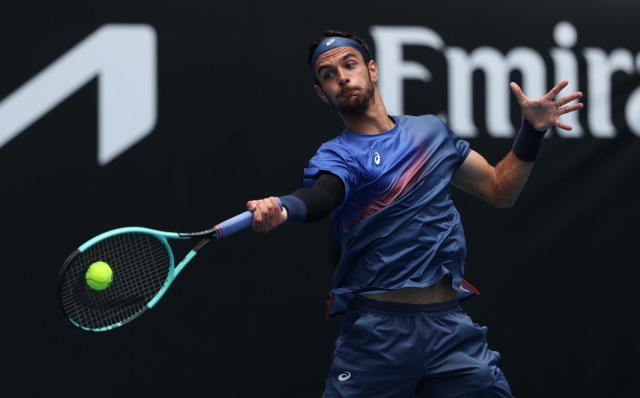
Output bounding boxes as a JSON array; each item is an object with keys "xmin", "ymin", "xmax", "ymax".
[{"xmin": 247, "ymin": 30, "xmax": 583, "ymax": 397}]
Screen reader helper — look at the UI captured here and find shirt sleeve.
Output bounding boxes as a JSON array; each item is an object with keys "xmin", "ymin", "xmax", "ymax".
[
  {"xmin": 438, "ymin": 117, "xmax": 471, "ymax": 169},
  {"xmin": 302, "ymin": 142, "xmax": 355, "ymax": 205}
]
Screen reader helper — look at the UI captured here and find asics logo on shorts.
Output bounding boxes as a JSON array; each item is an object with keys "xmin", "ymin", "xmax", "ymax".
[
  {"xmin": 338, "ymin": 371, "xmax": 351, "ymax": 381},
  {"xmin": 374, "ymin": 152, "xmax": 380, "ymax": 165}
]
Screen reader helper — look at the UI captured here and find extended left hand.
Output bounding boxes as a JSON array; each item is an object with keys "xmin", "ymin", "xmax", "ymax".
[{"xmin": 510, "ymin": 80, "xmax": 584, "ymax": 131}]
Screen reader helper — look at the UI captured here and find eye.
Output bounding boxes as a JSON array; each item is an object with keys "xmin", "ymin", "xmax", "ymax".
[
  {"xmin": 324, "ymin": 72, "xmax": 334, "ymax": 80},
  {"xmin": 346, "ymin": 62, "xmax": 356, "ymax": 68}
]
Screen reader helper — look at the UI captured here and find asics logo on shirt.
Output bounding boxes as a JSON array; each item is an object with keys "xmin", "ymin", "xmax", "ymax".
[
  {"xmin": 338, "ymin": 372, "xmax": 351, "ymax": 381},
  {"xmin": 374, "ymin": 152, "xmax": 381, "ymax": 165},
  {"xmin": 326, "ymin": 39, "xmax": 335, "ymax": 45}
]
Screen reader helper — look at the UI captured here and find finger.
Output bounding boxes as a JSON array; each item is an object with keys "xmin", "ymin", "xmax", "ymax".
[
  {"xmin": 269, "ymin": 196, "xmax": 284, "ymax": 225},
  {"xmin": 545, "ymin": 80, "xmax": 569, "ymax": 100},
  {"xmin": 559, "ymin": 102, "xmax": 584, "ymax": 115},
  {"xmin": 254, "ymin": 203, "xmax": 264, "ymax": 221},
  {"xmin": 555, "ymin": 119, "xmax": 573, "ymax": 131},
  {"xmin": 264, "ymin": 197, "xmax": 275, "ymax": 227},
  {"xmin": 262, "ymin": 198, "xmax": 275, "ymax": 227},
  {"xmin": 268, "ymin": 197, "xmax": 281, "ymax": 231},
  {"xmin": 254, "ymin": 200, "xmax": 270, "ymax": 232},
  {"xmin": 261, "ymin": 199, "xmax": 275, "ymax": 230},
  {"xmin": 258, "ymin": 200, "xmax": 269, "ymax": 218},
  {"xmin": 251, "ymin": 204, "xmax": 263, "ymax": 232},
  {"xmin": 264, "ymin": 197, "xmax": 275, "ymax": 211},
  {"xmin": 510, "ymin": 82, "xmax": 526, "ymax": 102},
  {"xmin": 248, "ymin": 200, "xmax": 263, "ymax": 232},
  {"xmin": 557, "ymin": 91, "xmax": 583, "ymax": 107},
  {"xmin": 268, "ymin": 197, "xmax": 281, "ymax": 213}
]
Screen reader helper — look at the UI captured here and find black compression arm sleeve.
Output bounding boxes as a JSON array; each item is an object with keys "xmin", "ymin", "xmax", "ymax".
[{"xmin": 291, "ymin": 172, "xmax": 345, "ymax": 223}]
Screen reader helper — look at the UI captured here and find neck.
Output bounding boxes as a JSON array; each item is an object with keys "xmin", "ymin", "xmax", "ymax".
[{"xmin": 339, "ymin": 89, "xmax": 395, "ymax": 135}]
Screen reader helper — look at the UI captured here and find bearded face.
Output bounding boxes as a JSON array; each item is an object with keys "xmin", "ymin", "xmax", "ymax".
[{"xmin": 322, "ymin": 69, "xmax": 376, "ymax": 116}]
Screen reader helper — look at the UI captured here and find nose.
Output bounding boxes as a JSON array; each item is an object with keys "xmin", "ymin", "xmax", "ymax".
[{"xmin": 337, "ymin": 69, "xmax": 350, "ymax": 86}]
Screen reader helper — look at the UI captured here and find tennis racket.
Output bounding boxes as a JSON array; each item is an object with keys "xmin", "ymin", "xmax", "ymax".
[{"xmin": 56, "ymin": 198, "xmax": 281, "ymax": 332}]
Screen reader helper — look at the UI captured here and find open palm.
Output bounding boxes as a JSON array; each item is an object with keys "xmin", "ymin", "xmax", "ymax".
[{"xmin": 510, "ymin": 80, "xmax": 583, "ymax": 131}]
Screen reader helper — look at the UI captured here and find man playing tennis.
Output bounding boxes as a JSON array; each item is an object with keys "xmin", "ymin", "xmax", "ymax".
[{"xmin": 247, "ymin": 30, "xmax": 583, "ymax": 397}]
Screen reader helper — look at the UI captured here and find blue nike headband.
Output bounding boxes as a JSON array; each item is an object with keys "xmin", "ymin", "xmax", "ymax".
[{"xmin": 310, "ymin": 37, "xmax": 371, "ymax": 84}]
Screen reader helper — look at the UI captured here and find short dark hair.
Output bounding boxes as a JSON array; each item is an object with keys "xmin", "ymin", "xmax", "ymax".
[{"xmin": 307, "ymin": 30, "xmax": 372, "ymax": 68}]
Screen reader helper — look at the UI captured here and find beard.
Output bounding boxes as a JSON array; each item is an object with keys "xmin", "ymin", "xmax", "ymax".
[{"xmin": 325, "ymin": 76, "xmax": 376, "ymax": 116}]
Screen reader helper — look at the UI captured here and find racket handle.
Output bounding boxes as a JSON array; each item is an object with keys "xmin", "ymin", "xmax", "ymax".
[{"xmin": 215, "ymin": 197, "xmax": 282, "ymax": 238}]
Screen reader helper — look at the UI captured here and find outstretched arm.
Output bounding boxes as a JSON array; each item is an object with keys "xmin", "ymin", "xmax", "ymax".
[{"xmin": 451, "ymin": 80, "xmax": 583, "ymax": 207}]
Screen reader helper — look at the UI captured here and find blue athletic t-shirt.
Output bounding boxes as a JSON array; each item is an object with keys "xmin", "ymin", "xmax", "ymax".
[{"xmin": 303, "ymin": 115, "xmax": 476, "ymax": 315}]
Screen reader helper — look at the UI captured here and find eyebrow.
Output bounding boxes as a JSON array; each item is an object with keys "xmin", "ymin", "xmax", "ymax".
[{"xmin": 316, "ymin": 52, "xmax": 360, "ymax": 76}]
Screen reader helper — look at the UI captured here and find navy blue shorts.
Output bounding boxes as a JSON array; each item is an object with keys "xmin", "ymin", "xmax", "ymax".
[{"xmin": 322, "ymin": 295, "xmax": 513, "ymax": 397}]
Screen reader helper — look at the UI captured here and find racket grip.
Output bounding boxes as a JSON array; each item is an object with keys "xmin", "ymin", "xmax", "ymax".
[{"xmin": 215, "ymin": 197, "xmax": 282, "ymax": 238}]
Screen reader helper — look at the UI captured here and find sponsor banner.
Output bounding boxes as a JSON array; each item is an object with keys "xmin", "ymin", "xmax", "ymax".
[
  {"xmin": 0, "ymin": 1, "xmax": 637, "ymax": 397},
  {"xmin": 371, "ymin": 22, "xmax": 640, "ymax": 137}
]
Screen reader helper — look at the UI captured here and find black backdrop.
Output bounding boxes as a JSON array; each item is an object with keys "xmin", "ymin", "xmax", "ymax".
[{"xmin": 1, "ymin": 0, "xmax": 639, "ymax": 396}]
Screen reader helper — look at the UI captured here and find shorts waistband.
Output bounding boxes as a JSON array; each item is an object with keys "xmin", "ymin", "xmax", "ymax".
[{"xmin": 351, "ymin": 294, "xmax": 461, "ymax": 316}]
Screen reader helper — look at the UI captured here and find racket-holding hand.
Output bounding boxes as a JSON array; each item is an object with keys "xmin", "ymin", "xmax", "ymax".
[{"xmin": 247, "ymin": 196, "xmax": 288, "ymax": 233}]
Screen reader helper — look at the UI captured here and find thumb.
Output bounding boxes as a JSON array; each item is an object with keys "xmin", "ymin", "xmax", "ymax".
[{"xmin": 510, "ymin": 82, "xmax": 525, "ymax": 102}]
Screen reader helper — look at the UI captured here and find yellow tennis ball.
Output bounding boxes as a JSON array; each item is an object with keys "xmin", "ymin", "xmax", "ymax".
[{"xmin": 86, "ymin": 261, "xmax": 113, "ymax": 290}]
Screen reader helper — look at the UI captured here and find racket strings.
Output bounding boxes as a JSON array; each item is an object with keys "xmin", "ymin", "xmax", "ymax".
[{"xmin": 59, "ymin": 233, "xmax": 172, "ymax": 330}]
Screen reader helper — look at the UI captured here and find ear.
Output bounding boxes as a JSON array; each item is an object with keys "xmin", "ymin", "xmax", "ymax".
[
  {"xmin": 314, "ymin": 84, "xmax": 330, "ymax": 103},
  {"xmin": 368, "ymin": 60, "xmax": 379, "ymax": 84}
]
